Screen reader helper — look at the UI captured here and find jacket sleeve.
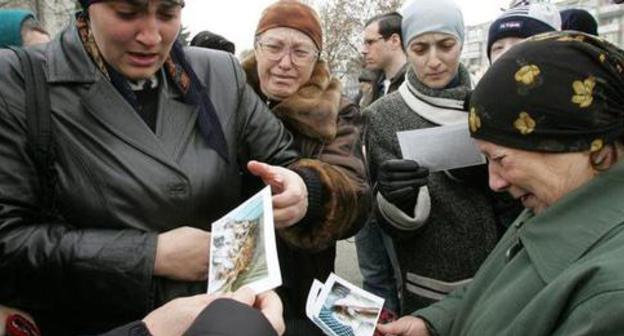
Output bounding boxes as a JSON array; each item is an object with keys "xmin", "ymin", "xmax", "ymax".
[
  {"xmin": 280, "ymin": 101, "xmax": 370, "ymax": 251},
  {"xmin": 183, "ymin": 299, "xmax": 277, "ymax": 336},
  {"xmin": 98, "ymin": 321, "xmax": 151, "ymax": 336},
  {"xmin": 364, "ymin": 103, "xmax": 429, "ymax": 241},
  {"xmin": 550, "ymin": 290, "xmax": 624, "ymax": 336},
  {"xmin": 0, "ymin": 52, "xmax": 157, "ymax": 320},
  {"xmin": 411, "ymin": 284, "xmax": 470, "ymax": 336}
]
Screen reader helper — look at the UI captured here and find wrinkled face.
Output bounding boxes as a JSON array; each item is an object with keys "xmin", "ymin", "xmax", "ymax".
[
  {"xmin": 88, "ymin": 0, "xmax": 182, "ymax": 80},
  {"xmin": 361, "ymin": 21, "xmax": 392, "ymax": 71},
  {"xmin": 477, "ymin": 140, "xmax": 595, "ymax": 215},
  {"xmin": 490, "ymin": 37, "xmax": 524, "ymax": 63},
  {"xmin": 255, "ymin": 27, "xmax": 318, "ymax": 100},
  {"xmin": 407, "ymin": 32, "xmax": 461, "ymax": 89}
]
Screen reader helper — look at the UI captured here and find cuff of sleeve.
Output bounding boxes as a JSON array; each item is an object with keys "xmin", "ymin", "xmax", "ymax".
[
  {"xmin": 377, "ymin": 186, "xmax": 430, "ymax": 231},
  {"xmin": 412, "ymin": 306, "xmax": 453, "ymax": 336},
  {"xmin": 98, "ymin": 321, "xmax": 152, "ymax": 336},
  {"xmin": 292, "ymin": 167, "xmax": 324, "ymax": 232},
  {"xmin": 183, "ymin": 299, "xmax": 277, "ymax": 336}
]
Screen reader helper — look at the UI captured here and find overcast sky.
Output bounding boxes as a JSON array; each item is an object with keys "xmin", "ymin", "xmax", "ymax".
[{"xmin": 181, "ymin": 0, "xmax": 509, "ymax": 54}]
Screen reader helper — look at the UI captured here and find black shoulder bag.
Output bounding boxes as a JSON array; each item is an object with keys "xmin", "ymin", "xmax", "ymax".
[{"xmin": 9, "ymin": 47, "xmax": 57, "ymax": 218}]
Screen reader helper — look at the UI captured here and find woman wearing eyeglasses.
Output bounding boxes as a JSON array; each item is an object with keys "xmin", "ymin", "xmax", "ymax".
[
  {"xmin": 241, "ymin": 1, "xmax": 370, "ymax": 335},
  {"xmin": 0, "ymin": 0, "xmax": 326, "ymax": 334}
]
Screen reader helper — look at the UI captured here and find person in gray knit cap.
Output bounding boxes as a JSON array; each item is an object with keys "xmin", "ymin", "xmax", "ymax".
[{"xmin": 364, "ymin": 0, "xmax": 521, "ymax": 315}]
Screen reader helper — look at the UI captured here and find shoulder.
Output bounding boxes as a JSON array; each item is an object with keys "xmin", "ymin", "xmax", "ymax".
[
  {"xmin": 365, "ymin": 91, "xmax": 409, "ymax": 126},
  {"xmin": 184, "ymin": 47, "xmax": 244, "ymax": 89}
]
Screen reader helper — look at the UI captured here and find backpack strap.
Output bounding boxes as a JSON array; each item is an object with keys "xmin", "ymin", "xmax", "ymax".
[{"xmin": 9, "ymin": 47, "xmax": 57, "ymax": 216}]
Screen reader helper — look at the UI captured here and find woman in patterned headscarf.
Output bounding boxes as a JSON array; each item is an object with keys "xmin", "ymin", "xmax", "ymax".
[
  {"xmin": 0, "ymin": 0, "xmax": 321, "ymax": 334},
  {"xmin": 378, "ymin": 31, "xmax": 624, "ymax": 336}
]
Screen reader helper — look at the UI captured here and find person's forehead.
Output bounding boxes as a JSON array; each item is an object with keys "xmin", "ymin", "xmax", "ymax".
[
  {"xmin": 364, "ymin": 21, "xmax": 380, "ymax": 35},
  {"xmin": 411, "ymin": 32, "xmax": 457, "ymax": 45},
  {"xmin": 261, "ymin": 28, "xmax": 315, "ymax": 46},
  {"xmin": 107, "ymin": 0, "xmax": 184, "ymax": 7}
]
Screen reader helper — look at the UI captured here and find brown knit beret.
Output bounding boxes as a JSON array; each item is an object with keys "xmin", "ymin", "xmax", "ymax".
[{"xmin": 255, "ymin": 0, "xmax": 323, "ymax": 50}]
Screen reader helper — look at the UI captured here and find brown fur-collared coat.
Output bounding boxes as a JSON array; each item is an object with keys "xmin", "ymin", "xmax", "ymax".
[{"xmin": 242, "ymin": 55, "xmax": 370, "ymax": 329}]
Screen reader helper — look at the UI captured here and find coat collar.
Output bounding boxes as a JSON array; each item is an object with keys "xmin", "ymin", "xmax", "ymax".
[
  {"xmin": 519, "ymin": 160, "xmax": 624, "ymax": 283},
  {"xmin": 241, "ymin": 54, "xmax": 342, "ymax": 141},
  {"xmin": 46, "ymin": 23, "xmax": 98, "ymax": 84}
]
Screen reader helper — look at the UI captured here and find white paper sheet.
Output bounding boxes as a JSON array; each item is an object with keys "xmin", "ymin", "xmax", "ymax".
[{"xmin": 397, "ymin": 123, "xmax": 486, "ymax": 172}]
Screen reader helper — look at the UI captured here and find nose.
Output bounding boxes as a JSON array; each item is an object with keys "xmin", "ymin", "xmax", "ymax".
[
  {"xmin": 277, "ymin": 49, "xmax": 294, "ymax": 69},
  {"xmin": 488, "ymin": 162, "xmax": 510, "ymax": 192},
  {"xmin": 427, "ymin": 49, "xmax": 442, "ymax": 69},
  {"xmin": 361, "ymin": 44, "xmax": 369, "ymax": 55},
  {"xmin": 136, "ymin": 16, "xmax": 162, "ymax": 47}
]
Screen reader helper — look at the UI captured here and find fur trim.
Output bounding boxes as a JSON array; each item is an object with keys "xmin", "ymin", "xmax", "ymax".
[
  {"xmin": 280, "ymin": 158, "xmax": 364, "ymax": 251},
  {"xmin": 241, "ymin": 55, "xmax": 342, "ymax": 141}
]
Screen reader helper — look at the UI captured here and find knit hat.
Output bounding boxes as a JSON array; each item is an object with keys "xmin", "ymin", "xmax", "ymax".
[
  {"xmin": 487, "ymin": 3, "xmax": 561, "ymax": 60},
  {"xmin": 561, "ymin": 8, "xmax": 598, "ymax": 36},
  {"xmin": 255, "ymin": 0, "xmax": 323, "ymax": 50},
  {"xmin": 470, "ymin": 31, "xmax": 624, "ymax": 153},
  {"xmin": 400, "ymin": 0, "xmax": 465, "ymax": 49},
  {"xmin": 0, "ymin": 9, "xmax": 35, "ymax": 47}
]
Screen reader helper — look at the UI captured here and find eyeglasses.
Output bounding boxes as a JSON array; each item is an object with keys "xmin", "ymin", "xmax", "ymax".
[
  {"xmin": 362, "ymin": 36, "xmax": 386, "ymax": 48},
  {"xmin": 256, "ymin": 41, "xmax": 319, "ymax": 66}
]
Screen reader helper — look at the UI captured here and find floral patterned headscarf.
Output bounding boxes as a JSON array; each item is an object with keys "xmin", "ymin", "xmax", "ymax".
[{"xmin": 469, "ymin": 31, "xmax": 624, "ymax": 153}]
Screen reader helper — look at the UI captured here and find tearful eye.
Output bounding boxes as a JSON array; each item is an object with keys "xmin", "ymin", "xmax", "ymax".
[
  {"xmin": 293, "ymin": 49, "xmax": 311, "ymax": 58},
  {"xmin": 117, "ymin": 11, "xmax": 138, "ymax": 19},
  {"xmin": 265, "ymin": 44, "xmax": 283, "ymax": 54},
  {"xmin": 157, "ymin": 11, "xmax": 178, "ymax": 20}
]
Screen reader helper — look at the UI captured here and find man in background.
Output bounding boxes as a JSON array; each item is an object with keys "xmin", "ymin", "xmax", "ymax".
[
  {"xmin": 360, "ymin": 12, "xmax": 407, "ymax": 106},
  {"xmin": 355, "ymin": 12, "xmax": 408, "ymax": 315}
]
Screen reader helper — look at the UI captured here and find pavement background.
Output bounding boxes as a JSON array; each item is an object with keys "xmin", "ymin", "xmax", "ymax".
[{"xmin": 335, "ymin": 238, "xmax": 363, "ymax": 286}]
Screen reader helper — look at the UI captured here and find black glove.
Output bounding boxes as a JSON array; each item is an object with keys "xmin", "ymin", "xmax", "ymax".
[{"xmin": 377, "ymin": 159, "xmax": 429, "ymax": 213}]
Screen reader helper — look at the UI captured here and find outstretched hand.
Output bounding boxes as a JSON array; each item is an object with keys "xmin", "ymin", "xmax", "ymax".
[{"xmin": 247, "ymin": 161, "xmax": 308, "ymax": 228}]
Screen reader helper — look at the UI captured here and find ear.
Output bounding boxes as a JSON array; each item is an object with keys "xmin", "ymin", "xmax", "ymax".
[
  {"xmin": 389, "ymin": 33, "xmax": 401, "ymax": 49},
  {"xmin": 590, "ymin": 143, "xmax": 618, "ymax": 171}
]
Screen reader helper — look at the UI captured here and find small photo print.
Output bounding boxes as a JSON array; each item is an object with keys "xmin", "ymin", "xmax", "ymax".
[
  {"xmin": 312, "ymin": 274, "xmax": 384, "ymax": 336},
  {"xmin": 207, "ymin": 186, "xmax": 281, "ymax": 295}
]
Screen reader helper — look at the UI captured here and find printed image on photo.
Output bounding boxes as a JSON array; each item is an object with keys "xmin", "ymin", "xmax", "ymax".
[
  {"xmin": 314, "ymin": 275, "xmax": 384, "ymax": 336},
  {"xmin": 208, "ymin": 187, "xmax": 280, "ymax": 294}
]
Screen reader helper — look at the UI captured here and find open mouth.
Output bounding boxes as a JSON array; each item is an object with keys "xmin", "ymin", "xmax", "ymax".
[{"xmin": 127, "ymin": 52, "xmax": 159, "ymax": 67}]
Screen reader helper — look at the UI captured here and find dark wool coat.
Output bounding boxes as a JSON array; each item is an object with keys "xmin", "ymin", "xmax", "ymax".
[
  {"xmin": 242, "ymin": 55, "xmax": 370, "ymax": 334},
  {"xmin": 365, "ymin": 66, "xmax": 520, "ymax": 314}
]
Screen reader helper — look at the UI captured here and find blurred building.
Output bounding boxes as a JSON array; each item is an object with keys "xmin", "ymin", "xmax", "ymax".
[
  {"xmin": 461, "ymin": 0, "xmax": 624, "ymax": 78},
  {"xmin": 1, "ymin": 0, "xmax": 77, "ymax": 37}
]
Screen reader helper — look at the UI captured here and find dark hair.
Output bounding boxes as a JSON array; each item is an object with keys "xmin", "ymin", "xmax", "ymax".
[
  {"xmin": 365, "ymin": 12, "xmax": 402, "ymax": 44},
  {"xmin": 190, "ymin": 30, "xmax": 235, "ymax": 54}
]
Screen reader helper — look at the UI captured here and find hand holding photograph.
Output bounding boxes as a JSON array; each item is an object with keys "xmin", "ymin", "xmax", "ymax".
[{"xmin": 207, "ymin": 186, "xmax": 281, "ymax": 295}]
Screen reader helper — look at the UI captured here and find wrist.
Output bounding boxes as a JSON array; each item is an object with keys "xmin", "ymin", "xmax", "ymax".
[{"xmin": 153, "ymin": 234, "xmax": 169, "ymax": 277}]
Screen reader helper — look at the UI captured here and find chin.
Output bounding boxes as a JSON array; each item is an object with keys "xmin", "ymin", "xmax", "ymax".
[{"xmin": 425, "ymin": 78, "xmax": 451, "ymax": 89}]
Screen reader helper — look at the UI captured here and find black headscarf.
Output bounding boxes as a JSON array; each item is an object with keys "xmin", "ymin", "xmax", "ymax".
[{"xmin": 469, "ymin": 31, "xmax": 624, "ymax": 153}]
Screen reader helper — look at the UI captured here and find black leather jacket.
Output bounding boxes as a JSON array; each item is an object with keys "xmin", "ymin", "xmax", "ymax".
[{"xmin": 0, "ymin": 25, "xmax": 297, "ymax": 334}]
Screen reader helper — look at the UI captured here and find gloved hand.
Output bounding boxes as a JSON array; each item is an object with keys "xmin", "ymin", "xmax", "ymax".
[{"xmin": 377, "ymin": 159, "xmax": 429, "ymax": 213}]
